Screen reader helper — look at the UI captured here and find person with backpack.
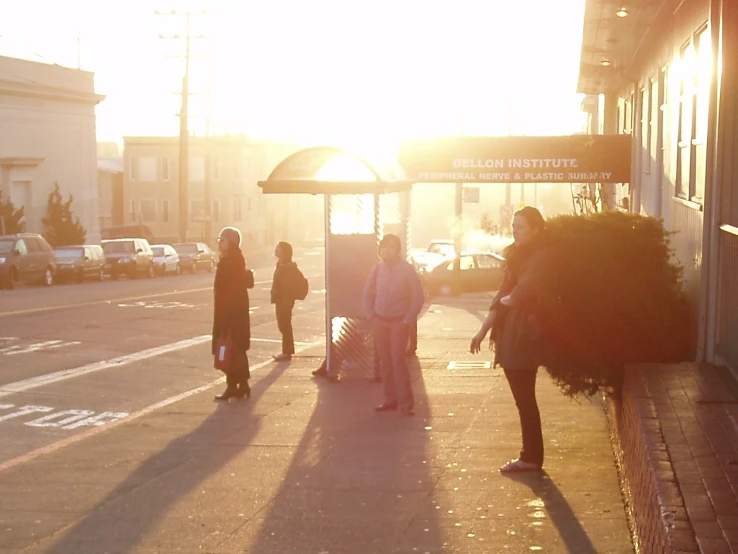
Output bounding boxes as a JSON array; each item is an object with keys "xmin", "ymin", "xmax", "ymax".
[{"xmin": 271, "ymin": 241, "xmax": 308, "ymax": 361}]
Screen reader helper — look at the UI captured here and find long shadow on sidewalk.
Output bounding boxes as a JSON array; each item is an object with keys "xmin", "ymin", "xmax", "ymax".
[
  {"xmin": 224, "ymin": 358, "xmax": 445, "ymax": 554},
  {"xmin": 503, "ymin": 471, "xmax": 599, "ymax": 554},
  {"xmin": 39, "ymin": 360, "xmax": 293, "ymax": 554}
]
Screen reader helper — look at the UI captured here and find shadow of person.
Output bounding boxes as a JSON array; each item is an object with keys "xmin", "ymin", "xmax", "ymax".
[
  {"xmin": 39, "ymin": 360, "xmax": 294, "ymax": 554},
  {"xmin": 226, "ymin": 355, "xmax": 445, "ymax": 553},
  {"xmin": 502, "ymin": 470, "xmax": 599, "ymax": 554}
]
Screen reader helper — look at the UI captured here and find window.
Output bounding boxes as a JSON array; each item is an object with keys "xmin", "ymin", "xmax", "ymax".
[
  {"xmin": 676, "ymin": 41, "xmax": 696, "ymax": 198},
  {"xmin": 190, "ymin": 199, "xmax": 205, "ymax": 222},
  {"xmin": 15, "ymin": 239, "xmax": 28, "ymax": 255},
  {"xmin": 213, "ymin": 157, "xmax": 220, "ymax": 180},
  {"xmin": 212, "ymin": 200, "xmax": 220, "ymax": 222},
  {"xmin": 446, "ymin": 256, "xmax": 474, "ymax": 271},
  {"xmin": 476, "ymin": 255, "xmax": 501, "ymax": 269},
  {"xmin": 693, "ymin": 26, "xmax": 711, "ymax": 202},
  {"xmin": 140, "ymin": 200, "xmax": 156, "ymax": 222},
  {"xmin": 161, "ymin": 200, "xmax": 170, "ymax": 223},
  {"xmin": 234, "ymin": 198, "xmax": 242, "ymax": 221},
  {"xmin": 161, "ymin": 157, "xmax": 170, "ymax": 180},
  {"xmin": 189, "ymin": 156, "xmax": 205, "ymax": 182},
  {"xmin": 137, "ymin": 157, "xmax": 157, "ymax": 181}
]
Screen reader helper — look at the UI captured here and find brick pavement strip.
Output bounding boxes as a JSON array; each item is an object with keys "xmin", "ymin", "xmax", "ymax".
[
  {"xmin": 0, "ymin": 300, "xmax": 636, "ymax": 553},
  {"xmin": 607, "ymin": 362, "xmax": 738, "ymax": 554}
]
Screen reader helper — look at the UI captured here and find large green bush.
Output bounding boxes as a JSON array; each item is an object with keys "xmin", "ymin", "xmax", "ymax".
[{"xmin": 539, "ymin": 211, "xmax": 691, "ymax": 398}]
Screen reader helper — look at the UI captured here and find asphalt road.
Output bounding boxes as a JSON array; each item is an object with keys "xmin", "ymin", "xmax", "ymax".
[{"xmin": 0, "ymin": 247, "xmax": 327, "ymax": 468}]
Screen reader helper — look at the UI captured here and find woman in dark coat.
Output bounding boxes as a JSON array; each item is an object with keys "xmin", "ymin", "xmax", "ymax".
[
  {"xmin": 470, "ymin": 206, "xmax": 552, "ymax": 473},
  {"xmin": 212, "ymin": 226, "xmax": 254, "ymax": 401}
]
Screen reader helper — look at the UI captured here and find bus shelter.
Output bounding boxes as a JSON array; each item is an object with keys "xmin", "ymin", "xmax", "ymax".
[{"xmin": 258, "ymin": 147, "xmax": 413, "ymax": 377}]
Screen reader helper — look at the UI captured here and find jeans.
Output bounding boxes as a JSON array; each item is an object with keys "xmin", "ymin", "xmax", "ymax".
[
  {"xmin": 275, "ymin": 301, "xmax": 295, "ymax": 355},
  {"xmin": 374, "ymin": 319, "xmax": 413, "ymax": 410},
  {"xmin": 503, "ymin": 368, "xmax": 544, "ymax": 466}
]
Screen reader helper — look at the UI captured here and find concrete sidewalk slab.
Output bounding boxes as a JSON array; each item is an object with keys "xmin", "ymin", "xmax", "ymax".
[{"xmin": 0, "ymin": 298, "xmax": 634, "ymax": 554}]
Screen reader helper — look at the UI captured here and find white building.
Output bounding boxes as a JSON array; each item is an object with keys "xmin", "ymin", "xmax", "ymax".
[{"xmin": 0, "ymin": 55, "xmax": 104, "ymax": 241}]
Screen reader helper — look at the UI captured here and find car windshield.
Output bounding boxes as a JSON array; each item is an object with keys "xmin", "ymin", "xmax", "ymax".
[
  {"xmin": 0, "ymin": 240, "xmax": 14, "ymax": 254},
  {"xmin": 174, "ymin": 244, "xmax": 198, "ymax": 254},
  {"xmin": 54, "ymin": 248, "xmax": 83, "ymax": 259},
  {"xmin": 152, "ymin": 247, "xmax": 165, "ymax": 257},
  {"xmin": 103, "ymin": 241, "xmax": 135, "ymax": 254}
]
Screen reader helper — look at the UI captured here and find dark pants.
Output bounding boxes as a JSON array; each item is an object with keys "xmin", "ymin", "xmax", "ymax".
[
  {"xmin": 503, "ymin": 368, "xmax": 544, "ymax": 465},
  {"xmin": 226, "ymin": 350, "xmax": 250, "ymax": 389},
  {"xmin": 275, "ymin": 301, "xmax": 295, "ymax": 355}
]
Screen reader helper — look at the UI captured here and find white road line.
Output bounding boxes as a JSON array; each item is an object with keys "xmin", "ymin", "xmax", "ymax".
[
  {"xmin": 0, "ymin": 339, "xmax": 322, "ymax": 474},
  {"xmin": 2, "ymin": 340, "xmax": 82, "ymax": 356},
  {"xmin": 0, "ymin": 335, "xmax": 212, "ymax": 399}
]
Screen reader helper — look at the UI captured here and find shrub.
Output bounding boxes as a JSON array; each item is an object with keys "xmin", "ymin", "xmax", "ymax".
[{"xmin": 539, "ymin": 211, "xmax": 691, "ymax": 398}]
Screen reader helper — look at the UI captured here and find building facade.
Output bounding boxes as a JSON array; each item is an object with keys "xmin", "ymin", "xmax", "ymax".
[
  {"xmin": 0, "ymin": 55, "xmax": 104, "ymax": 242},
  {"xmin": 578, "ymin": 0, "xmax": 738, "ymax": 369},
  {"xmin": 122, "ymin": 136, "xmax": 323, "ymax": 249}
]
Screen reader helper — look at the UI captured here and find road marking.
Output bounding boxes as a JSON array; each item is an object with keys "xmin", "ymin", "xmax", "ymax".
[
  {"xmin": 0, "ymin": 279, "xmax": 274, "ymax": 318},
  {"xmin": 1, "ymin": 340, "xmax": 82, "ymax": 356},
  {"xmin": 0, "ymin": 339, "xmax": 321, "ymax": 474},
  {"xmin": 0, "ymin": 335, "xmax": 212, "ymax": 399},
  {"xmin": 117, "ymin": 300, "xmax": 196, "ymax": 309}
]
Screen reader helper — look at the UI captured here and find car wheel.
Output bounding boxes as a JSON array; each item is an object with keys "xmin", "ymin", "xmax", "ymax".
[{"xmin": 43, "ymin": 268, "xmax": 54, "ymax": 287}]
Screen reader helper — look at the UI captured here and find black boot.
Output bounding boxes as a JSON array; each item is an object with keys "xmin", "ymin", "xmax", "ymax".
[
  {"xmin": 236, "ymin": 381, "xmax": 251, "ymax": 399},
  {"xmin": 214, "ymin": 386, "xmax": 238, "ymax": 401}
]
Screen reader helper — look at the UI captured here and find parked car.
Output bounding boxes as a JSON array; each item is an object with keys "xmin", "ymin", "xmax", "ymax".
[
  {"xmin": 419, "ymin": 250, "xmax": 506, "ymax": 297},
  {"xmin": 54, "ymin": 245, "xmax": 106, "ymax": 283},
  {"xmin": 101, "ymin": 238, "xmax": 155, "ymax": 280},
  {"xmin": 101, "ymin": 224, "xmax": 155, "ymax": 242},
  {"xmin": 151, "ymin": 244, "xmax": 182, "ymax": 276},
  {"xmin": 410, "ymin": 239, "xmax": 457, "ymax": 271},
  {"xmin": 0, "ymin": 233, "xmax": 56, "ymax": 289},
  {"xmin": 172, "ymin": 242, "xmax": 216, "ymax": 273}
]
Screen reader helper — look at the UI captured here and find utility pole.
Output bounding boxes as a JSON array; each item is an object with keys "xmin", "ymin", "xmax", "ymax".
[
  {"xmin": 204, "ymin": 54, "xmax": 213, "ymax": 248},
  {"xmin": 156, "ymin": 9, "xmax": 207, "ymax": 243}
]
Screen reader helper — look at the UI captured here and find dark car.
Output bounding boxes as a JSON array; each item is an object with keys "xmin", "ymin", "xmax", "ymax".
[
  {"xmin": 54, "ymin": 245, "xmax": 106, "ymax": 283},
  {"xmin": 172, "ymin": 242, "xmax": 216, "ymax": 273},
  {"xmin": 419, "ymin": 250, "xmax": 505, "ymax": 297},
  {"xmin": 101, "ymin": 238, "xmax": 155, "ymax": 280},
  {"xmin": 0, "ymin": 233, "xmax": 56, "ymax": 289}
]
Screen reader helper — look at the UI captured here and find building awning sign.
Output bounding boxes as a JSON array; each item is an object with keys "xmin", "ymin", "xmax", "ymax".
[{"xmin": 398, "ymin": 134, "xmax": 631, "ymax": 184}]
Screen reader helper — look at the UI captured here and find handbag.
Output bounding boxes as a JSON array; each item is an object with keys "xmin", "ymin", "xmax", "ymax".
[{"xmin": 214, "ymin": 333, "xmax": 234, "ymax": 372}]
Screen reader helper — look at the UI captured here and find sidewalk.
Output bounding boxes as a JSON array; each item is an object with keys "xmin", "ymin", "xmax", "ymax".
[
  {"xmin": 608, "ymin": 361, "xmax": 738, "ymax": 553},
  {"xmin": 0, "ymin": 298, "xmax": 634, "ymax": 554}
]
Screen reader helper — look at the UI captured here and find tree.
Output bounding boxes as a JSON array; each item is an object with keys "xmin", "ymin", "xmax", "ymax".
[
  {"xmin": 0, "ymin": 189, "xmax": 25, "ymax": 235},
  {"xmin": 42, "ymin": 182, "xmax": 86, "ymax": 247}
]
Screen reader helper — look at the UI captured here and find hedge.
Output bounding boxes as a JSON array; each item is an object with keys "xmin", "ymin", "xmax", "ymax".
[{"xmin": 538, "ymin": 211, "xmax": 691, "ymax": 398}]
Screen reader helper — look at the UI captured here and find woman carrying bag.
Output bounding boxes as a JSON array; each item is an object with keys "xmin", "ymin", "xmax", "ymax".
[{"xmin": 212, "ymin": 227, "xmax": 254, "ymax": 401}]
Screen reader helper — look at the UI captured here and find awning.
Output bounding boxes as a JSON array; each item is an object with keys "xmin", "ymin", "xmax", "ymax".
[{"xmin": 258, "ymin": 146, "xmax": 413, "ymax": 195}]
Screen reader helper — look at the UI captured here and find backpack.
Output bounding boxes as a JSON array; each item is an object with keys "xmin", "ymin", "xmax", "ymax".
[{"xmin": 292, "ymin": 267, "xmax": 309, "ymax": 300}]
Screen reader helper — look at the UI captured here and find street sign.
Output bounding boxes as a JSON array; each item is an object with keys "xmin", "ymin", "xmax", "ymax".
[{"xmin": 463, "ymin": 186, "xmax": 480, "ymax": 203}]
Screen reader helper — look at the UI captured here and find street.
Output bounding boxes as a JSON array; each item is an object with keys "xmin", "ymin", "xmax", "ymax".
[{"xmin": 0, "ymin": 246, "xmax": 326, "ymax": 469}]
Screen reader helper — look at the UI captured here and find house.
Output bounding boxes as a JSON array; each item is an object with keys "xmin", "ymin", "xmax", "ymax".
[
  {"xmin": 0, "ymin": 55, "xmax": 104, "ymax": 241},
  {"xmin": 578, "ymin": 0, "xmax": 738, "ymax": 370},
  {"xmin": 122, "ymin": 136, "xmax": 323, "ymax": 249}
]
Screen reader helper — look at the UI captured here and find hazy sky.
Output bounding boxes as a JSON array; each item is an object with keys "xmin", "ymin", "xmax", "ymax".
[{"xmin": 0, "ymin": 0, "xmax": 588, "ymax": 150}]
